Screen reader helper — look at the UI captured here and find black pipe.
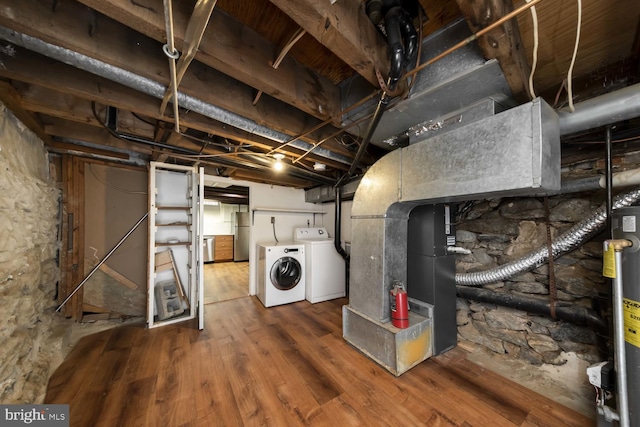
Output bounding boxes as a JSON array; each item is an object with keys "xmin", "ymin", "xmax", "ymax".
[
  {"xmin": 456, "ymin": 285, "xmax": 607, "ymax": 333},
  {"xmin": 336, "ymin": 4, "xmax": 417, "ymax": 187},
  {"xmin": 334, "ymin": 186, "xmax": 350, "ymax": 294},
  {"xmin": 334, "ymin": 186, "xmax": 350, "ymax": 262},
  {"xmin": 605, "ymin": 125, "xmax": 613, "ymax": 238},
  {"xmin": 386, "ymin": 6, "xmax": 418, "ymax": 81}
]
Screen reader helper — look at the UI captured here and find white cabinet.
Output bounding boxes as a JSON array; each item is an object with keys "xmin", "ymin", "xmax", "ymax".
[{"xmin": 147, "ymin": 162, "xmax": 204, "ymax": 329}]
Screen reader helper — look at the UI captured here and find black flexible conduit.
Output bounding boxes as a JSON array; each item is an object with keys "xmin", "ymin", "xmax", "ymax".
[
  {"xmin": 336, "ymin": 4, "xmax": 417, "ymax": 187},
  {"xmin": 334, "ymin": 186, "xmax": 350, "ymax": 292},
  {"xmin": 334, "ymin": 186, "xmax": 350, "ymax": 262}
]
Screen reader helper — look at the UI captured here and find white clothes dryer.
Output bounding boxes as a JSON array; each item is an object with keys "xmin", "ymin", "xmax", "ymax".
[
  {"xmin": 256, "ymin": 243, "xmax": 306, "ymax": 307},
  {"xmin": 294, "ymin": 228, "xmax": 346, "ymax": 303}
]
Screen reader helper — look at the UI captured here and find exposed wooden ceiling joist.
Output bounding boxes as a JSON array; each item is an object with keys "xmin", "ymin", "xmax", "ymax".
[
  {"xmin": 0, "ymin": 0, "xmax": 637, "ymax": 190},
  {"xmin": 0, "ymin": 47, "xmax": 352, "ymax": 172},
  {"xmin": 76, "ymin": 0, "xmax": 341, "ymax": 121},
  {"xmin": 456, "ymin": 0, "xmax": 531, "ymax": 101},
  {"xmin": 0, "ymin": 81, "xmax": 51, "ymax": 143},
  {"xmin": 269, "ymin": 0, "xmax": 388, "ymax": 88}
]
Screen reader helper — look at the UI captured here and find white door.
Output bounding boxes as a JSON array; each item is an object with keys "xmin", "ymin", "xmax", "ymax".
[
  {"xmin": 197, "ymin": 168, "xmax": 204, "ymax": 330},
  {"xmin": 147, "ymin": 162, "xmax": 204, "ymax": 329}
]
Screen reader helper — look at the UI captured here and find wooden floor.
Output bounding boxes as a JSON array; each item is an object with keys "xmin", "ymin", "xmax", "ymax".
[
  {"xmin": 203, "ymin": 261, "xmax": 249, "ymax": 304},
  {"xmin": 45, "ymin": 296, "xmax": 594, "ymax": 427}
]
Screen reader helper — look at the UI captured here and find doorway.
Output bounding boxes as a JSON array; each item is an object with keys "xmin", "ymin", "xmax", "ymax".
[{"xmin": 202, "ymin": 184, "xmax": 250, "ymax": 304}]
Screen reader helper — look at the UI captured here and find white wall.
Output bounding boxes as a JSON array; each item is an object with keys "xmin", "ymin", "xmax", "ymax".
[{"xmin": 203, "ymin": 203, "xmax": 248, "ymax": 235}]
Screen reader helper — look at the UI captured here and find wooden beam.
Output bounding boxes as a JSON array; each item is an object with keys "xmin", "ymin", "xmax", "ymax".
[
  {"xmin": 0, "ymin": 48, "xmax": 351, "ymax": 169},
  {"xmin": 231, "ymin": 169, "xmax": 313, "ymax": 189},
  {"xmin": 43, "ymin": 118, "xmax": 153, "ymax": 155},
  {"xmin": 73, "ymin": 156, "xmax": 85, "ymax": 321},
  {"xmin": 0, "ymin": 81, "xmax": 51, "ymax": 143},
  {"xmin": 455, "ymin": 0, "xmax": 531, "ymax": 100},
  {"xmin": 514, "ymin": 0, "xmax": 640, "ymax": 96},
  {"xmin": 0, "ymin": 0, "xmax": 339, "ymax": 141},
  {"xmin": 77, "ymin": 0, "xmax": 340, "ymax": 120},
  {"xmin": 0, "ymin": 51, "xmax": 262, "ymax": 145},
  {"xmin": 99, "ymin": 264, "xmax": 140, "ymax": 290},
  {"xmin": 269, "ymin": 0, "xmax": 388, "ymax": 87},
  {"xmin": 19, "ymin": 86, "xmax": 156, "ymax": 138},
  {"xmin": 82, "ymin": 303, "xmax": 111, "ymax": 314},
  {"xmin": 418, "ymin": 0, "xmax": 462, "ymax": 37},
  {"xmin": 46, "ymin": 140, "xmax": 130, "ymax": 160},
  {"xmin": 59, "ymin": 155, "xmax": 72, "ymax": 318}
]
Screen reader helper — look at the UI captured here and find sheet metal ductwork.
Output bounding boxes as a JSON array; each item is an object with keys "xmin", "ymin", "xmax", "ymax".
[
  {"xmin": 340, "ymin": 18, "xmax": 512, "ymax": 149},
  {"xmin": 342, "ymin": 98, "xmax": 560, "ymax": 375}
]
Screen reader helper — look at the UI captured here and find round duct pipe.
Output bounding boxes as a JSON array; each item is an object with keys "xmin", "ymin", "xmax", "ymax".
[{"xmin": 558, "ymin": 82, "xmax": 640, "ymax": 136}]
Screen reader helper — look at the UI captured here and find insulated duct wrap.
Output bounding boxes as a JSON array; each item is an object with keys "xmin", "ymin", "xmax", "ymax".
[{"xmin": 456, "ymin": 189, "xmax": 640, "ymax": 286}]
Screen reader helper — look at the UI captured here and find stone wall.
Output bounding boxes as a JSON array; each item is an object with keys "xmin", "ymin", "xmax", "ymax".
[
  {"xmin": 0, "ymin": 104, "xmax": 61, "ymax": 403},
  {"xmin": 455, "ymin": 193, "xmax": 608, "ymax": 366}
]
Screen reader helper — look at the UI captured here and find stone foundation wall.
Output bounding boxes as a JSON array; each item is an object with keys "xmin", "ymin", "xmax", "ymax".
[
  {"xmin": 0, "ymin": 105, "xmax": 60, "ymax": 403},
  {"xmin": 455, "ymin": 193, "xmax": 607, "ymax": 366}
]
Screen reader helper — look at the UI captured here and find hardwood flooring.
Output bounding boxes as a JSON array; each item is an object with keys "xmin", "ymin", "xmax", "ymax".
[
  {"xmin": 45, "ymin": 296, "xmax": 594, "ymax": 426},
  {"xmin": 203, "ymin": 261, "xmax": 249, "ymax": 304}
]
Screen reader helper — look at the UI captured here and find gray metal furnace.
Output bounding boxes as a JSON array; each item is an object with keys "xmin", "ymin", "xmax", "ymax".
[
  {"xmin": 407, "ymin": 204, "xmax": 456, "ymax": 355},
  {"xmin": 342, "ymin": 98, "xmax": 561, "ymax": 376}
]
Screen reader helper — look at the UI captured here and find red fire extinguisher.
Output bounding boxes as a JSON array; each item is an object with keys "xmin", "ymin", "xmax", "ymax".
[{"xmin": 390, "ymin": 281, "xmax": 409, "ymax": 329}]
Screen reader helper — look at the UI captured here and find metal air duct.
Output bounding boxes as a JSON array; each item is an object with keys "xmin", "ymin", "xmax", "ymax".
[{"xmin": 343, "ymin": 98, "xmax": 560, "ymax": 375}]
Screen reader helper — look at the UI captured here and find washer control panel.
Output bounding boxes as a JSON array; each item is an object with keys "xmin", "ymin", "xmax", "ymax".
[{"xmin": 294, "ymin": 227, "xmax": 330, "ymax": 241}]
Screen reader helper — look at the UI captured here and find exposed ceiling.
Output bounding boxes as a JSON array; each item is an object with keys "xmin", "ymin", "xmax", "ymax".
[{"xmin": 0, "ymin": 0, "xmax": 638, "ymax": 190}]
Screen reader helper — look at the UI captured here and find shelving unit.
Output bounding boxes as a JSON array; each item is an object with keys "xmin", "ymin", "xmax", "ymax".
[{"xmin": 148, "ymin": 162, "xmax": 204, "ymax": 329}]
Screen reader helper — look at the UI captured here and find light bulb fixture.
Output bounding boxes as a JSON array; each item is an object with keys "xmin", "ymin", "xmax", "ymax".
[
  {"xmin": 273, "ymin": 153, "xmax": 285, "ymax": 171},
  {"xmin": 313, "ymin": 162, "xmax": 326, "ymax": 171}
]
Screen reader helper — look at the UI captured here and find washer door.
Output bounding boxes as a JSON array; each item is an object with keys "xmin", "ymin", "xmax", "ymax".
[{"xmin": 270, "ymin": 256, "xmax": 302, "ymax": 290}]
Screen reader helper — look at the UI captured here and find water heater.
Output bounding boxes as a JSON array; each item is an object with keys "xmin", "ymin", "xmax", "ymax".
[{"xmin": 612, "ymin": 207, "xmax": 640, "ymax": 427}]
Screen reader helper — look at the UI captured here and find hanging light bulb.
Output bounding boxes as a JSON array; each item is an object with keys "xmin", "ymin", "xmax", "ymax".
[{"xmin": 273, "ymin": 153, "xmax": 285, "ymax": 171}]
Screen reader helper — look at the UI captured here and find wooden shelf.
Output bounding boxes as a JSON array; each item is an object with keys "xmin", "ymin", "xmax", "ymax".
[
  {"xmin": 156, "ymin": 222, "xmax": 190, "ymax": 227},
  {"xmin": 251, "ymin": 207, "xmax": 325, "ymax": 224},
  {"xmin": 156, "ymin": 206, "xmax": 191, "ymax": 210},
  {"xmin": 155, "ymin": 242, "xmax": 191, "ymax": 247}
]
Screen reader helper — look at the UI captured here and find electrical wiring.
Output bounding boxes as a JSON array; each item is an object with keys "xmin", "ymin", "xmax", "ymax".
[
  {"xmin": 177, "ymin": 131, "xmax": 255, "ymax": 150},
  {"xmin": 553, "ymin": 79, "xmax": 567, "ymax": 107},
  {"xmin": 131, "ymin": 111, "xmax": 157, "ymax": 127},
  {"xmin": 567, "ymin": 0, "xmax": 583, "ymax": 112},
  {"xmin": 525, "ymin": 0, "xmax": 539, "ymax": 99}
]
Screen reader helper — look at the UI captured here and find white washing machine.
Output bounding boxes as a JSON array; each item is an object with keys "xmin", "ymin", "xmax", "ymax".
[
  {"xmin": 294, "ymin": 228, "xmax": 346, "ymax": 303},
  {"xmin": 256, "ymin": 243, "xmax": 306, "ymax": 307}
]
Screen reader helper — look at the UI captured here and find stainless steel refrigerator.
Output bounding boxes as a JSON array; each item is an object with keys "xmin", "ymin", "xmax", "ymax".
[{"xmin": 234, "ymin": 212, "xmax": 250, "ymax": 261}]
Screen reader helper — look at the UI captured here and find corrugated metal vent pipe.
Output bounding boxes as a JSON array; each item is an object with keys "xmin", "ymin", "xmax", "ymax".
[
  {"xmin": 456, "ymin": 188, "xmax": 640, "ymax": 286},
  {"xmin": 0, "ymin": 26, "xmax": 353, "ymax": 167}
]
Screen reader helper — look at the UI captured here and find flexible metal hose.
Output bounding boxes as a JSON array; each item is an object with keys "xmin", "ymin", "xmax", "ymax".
[{"xmin": 456, "ymin": 188, "xmax": 640, "ymax": 286}]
